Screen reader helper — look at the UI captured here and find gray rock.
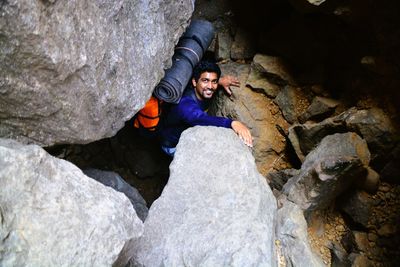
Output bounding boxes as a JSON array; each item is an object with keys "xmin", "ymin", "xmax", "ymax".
[
  {"xmin": 275, "ymin": 85, "xmax": 311, "ymax": 124},
  {"xmin": 251, "ymin": 54, "xmax": 296, "ymax": 86},
  {"xmin": 215, "ymin": 31, "xmax": 233, "ymax": 61},
  {"xmin": 298, "ymin": 96, "xmax": 340, "ymax": 123},
  {"xmin": 246, "ymin": 64, "xmax": 282, "ymax": 98},
  {"xmin": 192, "ymin": 0, "xmax": 231, "ymax": 22},
  {"xmin": 287, "ymin": 107, "xmax": 398, "ymax": 167},
  {"xmin": 131, "ymin": 126, "xmax": 278, "ymax": 267},
  {"xmin": 230, "ymin": 28, "xmax": 256, "ymax": 60},
  {"xmin": 276, "ymin": 198, "xmax": 325, "ymax": 267},
  {"xmin": 344, "ymin": 108, "xmax": 399, "ymax": 169},
  {"xmin": 211, "ymin": 62, "xmax": 290, "ymax": 175},
  {"xmin": 288, "ymin": 119, "xmax": 347, "ymax": 162},
  {"xmin": 283, "ymin": 132, "xmax": 370, "ymax": 213},
  {"xmin": 0, "ymin": 0, "xmax": 194, "ymax": 146},
  {"xmin": 288, "ymin": 121, "xmax": 347, "ymax": 162},
  {"xmin": 0, "ymin": 138, "xmax": 143, "ymax": 267},
  {"xmin": 266, "ymin": 168, "xmax": 300, "ymax": 191},
  {"xmin": 83, "ymin": 168, "xmax": 148, "ymax": 222},
  {"xmin": 246, "ymin": 53, "xmax": 296, "ymax": 99}
]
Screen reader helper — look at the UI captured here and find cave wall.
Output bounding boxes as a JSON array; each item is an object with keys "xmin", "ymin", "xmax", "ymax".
[{"xmin": 202, "ymin": 0, "xmax": 400, "ymax": 119}]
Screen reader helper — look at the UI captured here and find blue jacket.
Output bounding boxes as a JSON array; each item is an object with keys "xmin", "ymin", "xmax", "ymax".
[{"xmin": 160, "ymin": 87, "xmax": 232, "ymax": 148}]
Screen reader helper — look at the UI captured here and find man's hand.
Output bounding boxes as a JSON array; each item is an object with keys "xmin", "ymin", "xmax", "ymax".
[
  {"xmin": 231, "ymin": 121, "xmax": 253, "ymax": 147},
  {"xmin": 219, "ymin": 75, "xmax": 240, "ymax": 96}
]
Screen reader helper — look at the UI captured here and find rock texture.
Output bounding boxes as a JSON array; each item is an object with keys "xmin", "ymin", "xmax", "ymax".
[
  {"xmin": 0, "ymin": 0, "xmax": 194, "ymax": 146},
  {"xmin": 83, "ymin": 168, "xmax": 148, "ymax": 222},
  {"xmin": 288, "ymin": 107, "xmax": 398, "ymax": 167},
  {"xmin": 0, "ymin": 138, "xmax": 143, "ymax": 266},
  {"xmin": 131, "ymin": 126, "xmax": 277, "ymax": 267},
  {"xmin": 283, "ymin": 132, "xmax": 370, "ymax": 213},
  {"xmin": 274, "ymin": 85, "xmax": 311, "ymax": 124},
  {"xmin": 339, "ymin": 191, "xmax": 374, "ymax": 228},
  {"xmin": 246, "ymin": 54, "xmax": 295, "ymax": 98},
  {"xmin": 276, "ymin": 198, "xmax": 325, "ymax": 267},
  {"xmin": 267, "ymin": 168, "xmax": 300, "ymax": 191},
  {"xmin": 230, "ymin": 28, "xmax": 256, "ymax": 60},
  {"xmin": 211, "ymin": 61, "xmax": 290, "ymax": 175},
  {"xmin": 298, "ymin": 96, "xmax": 339, "ymax": 123}
]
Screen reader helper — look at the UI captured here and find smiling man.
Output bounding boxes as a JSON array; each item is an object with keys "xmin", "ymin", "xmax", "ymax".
[{"xmin": 159, "ymin": 60, "xmax": 253, "ymax": 156}]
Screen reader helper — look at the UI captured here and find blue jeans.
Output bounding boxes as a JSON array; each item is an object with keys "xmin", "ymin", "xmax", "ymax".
[{"xmin": 161, "ymin": 145, "xmax": 176, "ymax": 157}]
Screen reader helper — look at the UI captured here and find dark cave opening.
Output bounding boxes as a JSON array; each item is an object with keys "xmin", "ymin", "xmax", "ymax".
[{"xmin": 45, "ymin": 118, "xmax": 171, "ymax": 206}]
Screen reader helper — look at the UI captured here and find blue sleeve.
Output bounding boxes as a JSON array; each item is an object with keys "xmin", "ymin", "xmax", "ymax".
[{"xmin": 177, "ymin": 98, "xmax": 232, "ymax": 128}]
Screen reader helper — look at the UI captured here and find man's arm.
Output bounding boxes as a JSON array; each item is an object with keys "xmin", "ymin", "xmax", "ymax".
[
  {"xmin": 178, "ymin": 98, "xmax": 232, "ymax": 128},
  {"xmin": 219, "ymin": 76, "xmax": 253, "ymax": 147},
  {"xmin": 178, "ymin": 99, "xmax": 253, "ymax": 147},
  {"xmin": 231, "ymin": 121, "xmax": 253, "ymax": 147}
]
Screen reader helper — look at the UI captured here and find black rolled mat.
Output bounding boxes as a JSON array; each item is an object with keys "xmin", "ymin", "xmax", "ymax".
[{"xmin": 154, "ymin": 20, "xmax": 214, "ymax": 103}]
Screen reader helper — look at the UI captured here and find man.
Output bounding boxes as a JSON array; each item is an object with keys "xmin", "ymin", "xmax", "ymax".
[{"xmin": 159, "ymin": 60, "xmax": 253, "ymax": 156}]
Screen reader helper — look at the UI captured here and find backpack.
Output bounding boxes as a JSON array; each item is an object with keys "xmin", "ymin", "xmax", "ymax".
[{"xmin": 133, "ymin": 96, "xmax": 164, "ymax": 138}]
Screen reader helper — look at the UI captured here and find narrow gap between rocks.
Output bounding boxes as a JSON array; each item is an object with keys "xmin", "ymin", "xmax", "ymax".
[{"xmin": 46, "ymin": 118, "xmax": 171, "ymax": 207}]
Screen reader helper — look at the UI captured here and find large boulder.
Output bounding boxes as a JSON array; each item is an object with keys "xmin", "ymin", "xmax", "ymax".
[
  {"xmin": 274, "ymin": 85, "xmax": 311, "ymax": 124},
  {"xmin": 283, "ymin": 132, "xmax": 370, "ymax": 214},
  {"xmin": 0, "ymin": 138, "xmax": 143, "ymax": 266},
  {"xmin": 276, "ymin": 197, "xmax": 325, "ymax": 267},
  {"xmin": 131, "ymin": 126, "xmax": 278, "ymax": 267},
  {"xmin": 338, "ymin": 190, "xmax": 374, "ymax": 229},
  {"xmin": 298, "ymin": 96, "xmax": 340, "ymax": 123},
  {"xmin": 0, "ymin": 0, "xmax": 194, "ymax": 146},
  {"xmin": 83, "ymin": 168, "xmax": 149, "ymax": 222},
  {"xmin": 211, "ymin": 61, "xmax": 290, "ymax": 175},
  {"xmin": 246, "ymin": 54, "xmax": 296, "ymax": 98},
  {"xmin": 288, "ymin": 107, "xmax": 399, "ymax": 169}
]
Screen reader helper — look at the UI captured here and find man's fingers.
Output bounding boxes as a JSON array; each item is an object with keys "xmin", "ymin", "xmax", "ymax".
[
  {"xmin": 219, "ymin": 76, "xmax": 240, "ymax": 97},
  {"xmin": 225, "ymin": 86, "xmax": 232, "ymax": 96},
  {"xmin": 239, "ymin": 130, "xmax": 253, "ymax": 147},
  {"xmin": 231, "ymin": 79, "xmax": 240, "ymax": 87},
  {"xmin": 245, "ymin": 130, "xmax": 253, "ymax": 147},
  {"xmin": 231, "ymin": 120, "xmax": 253, "ymax": 147}
]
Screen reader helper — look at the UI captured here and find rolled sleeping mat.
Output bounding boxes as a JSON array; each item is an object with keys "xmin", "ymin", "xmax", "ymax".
[
  {"xmin": 175, "ymin": 37, "xmax": 203, "ymax": 68},
  {"xmin": 153, "ymin": 55, "xmax": 193, "ymax": 103},
  {"xmin": 181, "ymin": 20, "xmax": 215, "ymax": 52},
  {"xmin": 175, "ymin": 19, "xmax": 215, "ymax": 67},
  {"xmin": 154, "ymin": 20, "xmax": 215, "ymax": 103}
]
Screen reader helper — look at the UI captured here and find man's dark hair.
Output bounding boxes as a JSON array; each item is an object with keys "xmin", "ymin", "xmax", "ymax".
[{"xmin": 192, "ymin": 60, "xmax": 221, "ymax": 82}]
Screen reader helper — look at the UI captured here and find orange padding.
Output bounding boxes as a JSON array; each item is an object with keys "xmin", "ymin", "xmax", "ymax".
[{"xmin": 134, "ymin": 96, "xmax": 162, "ymax": 131}]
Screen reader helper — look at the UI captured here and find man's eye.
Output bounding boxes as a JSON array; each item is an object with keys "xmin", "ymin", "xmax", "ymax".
[{"xmin": 212, "ymin": 80, "xmax": 218, "ymax": 84}]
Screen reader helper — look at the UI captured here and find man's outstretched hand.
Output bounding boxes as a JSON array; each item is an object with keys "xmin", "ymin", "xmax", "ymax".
[
  {"xmin": 231, "ymin": 121, "xmax": 253, "ymax": 147},
  {"xmin": 219, "ymin": 75, "xmax": 240, "ymax": 96}
]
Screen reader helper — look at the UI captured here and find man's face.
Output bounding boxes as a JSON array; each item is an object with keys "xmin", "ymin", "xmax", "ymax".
[{"xmin": 192, "ymin": 71, "xmax": 219, "ymax": 100}]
